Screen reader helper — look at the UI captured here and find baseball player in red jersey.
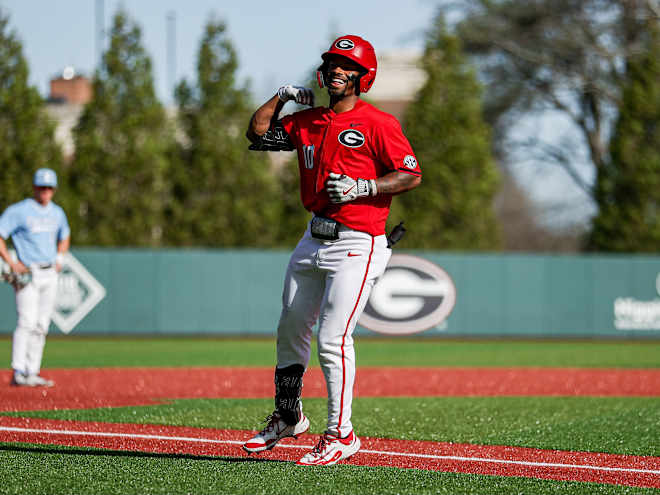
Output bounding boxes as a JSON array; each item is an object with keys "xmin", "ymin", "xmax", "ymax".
[{"xmin": 242, "ymin": 35, "xmax": 421, "ymax": 466}]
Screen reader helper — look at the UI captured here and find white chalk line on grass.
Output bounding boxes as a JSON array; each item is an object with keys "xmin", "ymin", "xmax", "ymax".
[{"xmin": 1, "ymin": 425, "xmax": 659, "ymax": 476}]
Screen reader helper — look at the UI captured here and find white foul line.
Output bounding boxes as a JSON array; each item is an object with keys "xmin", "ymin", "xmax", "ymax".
[{"xmin": 1, "ymin": 425, "xmax": 659, "ymax": 476}]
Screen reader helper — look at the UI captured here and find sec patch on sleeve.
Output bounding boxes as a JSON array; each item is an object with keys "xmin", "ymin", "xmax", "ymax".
[{"xmin": 403, "ymin": 155, "xmax": 418, "ymax": 170}]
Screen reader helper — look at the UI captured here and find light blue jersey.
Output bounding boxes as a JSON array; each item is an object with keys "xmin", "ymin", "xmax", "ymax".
[{"xmin": 0, "ymin": 198, "xmax": 70, "ymax": 266}]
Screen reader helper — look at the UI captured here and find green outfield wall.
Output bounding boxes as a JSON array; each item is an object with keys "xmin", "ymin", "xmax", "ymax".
[{"xmin": 0, "ymin": 249, "xmax": 659, "ymax": 338}]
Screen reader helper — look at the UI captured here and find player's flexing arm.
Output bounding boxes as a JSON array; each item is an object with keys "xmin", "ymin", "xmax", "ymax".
[
  {"xmin": 246, "ymin": 85, "xmax": 314, "ymax": 143},
  {"xmin": 246, "ymin": 95, "xmax": 285, "ymax": 142}
]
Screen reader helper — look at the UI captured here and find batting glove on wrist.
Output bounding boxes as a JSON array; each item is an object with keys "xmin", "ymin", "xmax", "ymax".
[
  {"xmin": 325, "ymin": 172, "xmax": 377, "ymax": 204},
  {"xmin": 277, "ymin": 85, "xmax": 315, "ymax": 106}
]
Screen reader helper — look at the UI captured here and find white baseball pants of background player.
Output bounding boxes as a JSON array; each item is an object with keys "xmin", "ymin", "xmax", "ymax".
[
  {"xmin": 276, "ymin": 221, "xmax": 391, "ymax": 438},
  {"xmin": 12, "ymin": 265, "xmax": 58, "ymax": 376}
]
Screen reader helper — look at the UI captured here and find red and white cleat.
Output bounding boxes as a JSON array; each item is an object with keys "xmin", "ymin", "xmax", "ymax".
[
  {"xmin": 296, "ymin": 431, "xmax": 361, "ymax": 466},
  {"xmin": 242, "ymin": 407, "xmax": 310, "ymax": 454}
]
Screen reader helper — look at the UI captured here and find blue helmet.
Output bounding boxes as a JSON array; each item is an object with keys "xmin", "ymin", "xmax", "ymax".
[{"xmin": 33, "ymin": 168, "xmax": 58, "ymax": 187}]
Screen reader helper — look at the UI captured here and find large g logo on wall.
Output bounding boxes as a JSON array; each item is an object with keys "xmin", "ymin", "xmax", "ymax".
[{"xmin": 359, "ymin": 254, "xmax": 456, "ymax": 335}]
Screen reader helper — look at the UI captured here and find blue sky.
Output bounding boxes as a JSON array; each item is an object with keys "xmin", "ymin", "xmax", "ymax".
[{"xmin": 1, "ymin": 0, "xmax": 437, "ymax": 103}]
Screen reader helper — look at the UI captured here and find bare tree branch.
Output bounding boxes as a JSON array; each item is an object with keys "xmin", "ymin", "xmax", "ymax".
[
  {"xmin": 643, "ymin": 0, "xmax": 660, "ymax": 18},
  {"xmin": 451, "ymin": 0, "xmax": 648, "ymax": 197},
  {"xmin": 513, "ymin": 137, "xmax": 594, "ymax": 195}
]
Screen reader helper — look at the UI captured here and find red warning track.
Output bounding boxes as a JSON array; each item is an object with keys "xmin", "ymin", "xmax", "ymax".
[
  {"xmin": 1, "ymin": 367, "xmax": 659, "ymax": 488},
  {"xmin": 1, "ymin": 416, "xmax": 658, "ymax": 489},
  {"xmin": 2, "ymin": 367, "xmax": 659, "ymax": 412}
]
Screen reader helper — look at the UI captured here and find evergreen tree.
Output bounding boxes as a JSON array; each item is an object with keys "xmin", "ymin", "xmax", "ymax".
[
  {"xmin": 69, "ymin": 10, "xmax": 171, "ymax": 246},
  {"xmin": 170, "ymin": 19, "xmax": 285, "ymax": 247},
  {"xmin": 589, "ymin": 21, "xmax": 660, "ymax": 252},
  {"xmin": 395, "ymin": 14, "xmax": 500, "ymax": 250},
  {"xmin": 0, "ymin": 11, "xmax": 62, "ymax": 209}
]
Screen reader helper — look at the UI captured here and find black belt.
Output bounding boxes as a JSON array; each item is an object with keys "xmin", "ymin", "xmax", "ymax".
[{"xmin": 37, "ymin": 263, "xmax": 53, "ymax": 269}]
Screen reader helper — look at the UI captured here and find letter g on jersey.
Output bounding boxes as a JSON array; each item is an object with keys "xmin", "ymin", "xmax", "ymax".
[
  {"xmin": 338, "ymin": 129, "xmax": 365, "ymax": 148},
  {"xmin": 359, "ymin": 254, "xmax": 457, "ymax": 335}
]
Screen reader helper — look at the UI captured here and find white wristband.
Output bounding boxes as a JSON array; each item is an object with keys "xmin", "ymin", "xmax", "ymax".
[
  {"xmin": 369, "ymin": 179, "xmax": 377, "ymax": 196},
  {"xmin": 56, "ymin": 253, "xmax": 65, "ymax": 264}
]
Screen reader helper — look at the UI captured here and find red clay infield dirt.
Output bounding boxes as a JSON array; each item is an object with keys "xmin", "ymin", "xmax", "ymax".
[{"xmin": 1, "ymin": 367, "xmax": 659, "ymax": 489}]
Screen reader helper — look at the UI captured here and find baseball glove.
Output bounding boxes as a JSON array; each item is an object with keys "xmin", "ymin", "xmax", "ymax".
[{"xmin": 1, "ymin": 271, "xmax": 31, "ymax": 290}]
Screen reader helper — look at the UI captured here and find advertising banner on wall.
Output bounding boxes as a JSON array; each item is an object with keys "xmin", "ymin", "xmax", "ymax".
[
  {"xmin": 51, "ymin": 253, "xmax": 106, "ymax": 334},
  {"xmin": 1, "ymin": 249, "xmax": 659, "ymax": 338},
  {"xmin": 613, "ymin": 273, "xmax": 660, "ymax": 331}
]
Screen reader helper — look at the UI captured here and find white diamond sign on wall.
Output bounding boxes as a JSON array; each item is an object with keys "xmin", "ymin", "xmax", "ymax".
[
  {"xmin": 1, "ymin": 251, "xmax": 105, "ymax": 334},
  {"xmin": 53, "ymin": 253, "xmax": 106, "ymax": 334}
]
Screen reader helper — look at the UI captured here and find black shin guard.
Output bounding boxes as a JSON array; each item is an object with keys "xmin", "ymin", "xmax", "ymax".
[{"xmin": 274, "ymin": 364, "xmax": 304, "ymax": 425}]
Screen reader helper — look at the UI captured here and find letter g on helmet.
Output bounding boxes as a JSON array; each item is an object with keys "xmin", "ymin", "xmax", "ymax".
[{"xmin": 317, "ymin": 35, "xmax": 377, "ymax": 95}]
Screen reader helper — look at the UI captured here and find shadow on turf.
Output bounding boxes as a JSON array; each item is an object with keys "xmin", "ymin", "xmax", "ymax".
[{"xmin": 0, "ymin": 444, "xmax": 287, "ymax": 464}]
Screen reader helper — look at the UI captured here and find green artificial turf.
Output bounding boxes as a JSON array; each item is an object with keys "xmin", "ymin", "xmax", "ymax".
[
  {"xmin": 0, "ymin": 443, "xmax": 656, "ymax": 495},
  {"xmin": 0, "ymin": 336, "xmax": 658, "ymax": 368},
  {"xmin": 2, "ymin": 336, "xmax": 658, "ymax": 495},
  {"xmin": 8, "ymin": 396, "xmax": 659, "ymax": 456}
]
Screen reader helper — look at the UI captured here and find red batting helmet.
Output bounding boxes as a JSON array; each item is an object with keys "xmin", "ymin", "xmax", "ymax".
[{"xmin": 317, "ymin": 35, "xmax": 377, "ymax": 94}]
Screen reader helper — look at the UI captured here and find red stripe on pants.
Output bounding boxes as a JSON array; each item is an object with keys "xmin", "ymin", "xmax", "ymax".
[{"xmin": 338, "ymin": 236, "xmax": 374, "ymax": 433}]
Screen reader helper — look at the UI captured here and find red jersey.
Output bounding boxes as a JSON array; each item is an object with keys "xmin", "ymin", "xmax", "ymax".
[{"xmin": 281, "ymin": 99, "xmax": 421, "ymax": 236}]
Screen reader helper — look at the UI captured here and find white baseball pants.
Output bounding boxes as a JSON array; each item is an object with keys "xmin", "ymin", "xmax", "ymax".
[
  {"xmin": 277, "ymin": 221, "xmax": 391, "ymax": 437},
  {"xmin": 12, "ymin": 265, "xmax": 58, "ymax": 376}
]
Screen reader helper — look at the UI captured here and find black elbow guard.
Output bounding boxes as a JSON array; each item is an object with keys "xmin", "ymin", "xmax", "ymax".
[{"xmin": 248, "ymin": 120, "xmax": 294, "ymax": 151}]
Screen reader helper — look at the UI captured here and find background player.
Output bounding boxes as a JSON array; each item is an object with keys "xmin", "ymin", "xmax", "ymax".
[
  {"xmin": 0, "ymin": 168, "xmax": 70, "ymax": 387},
  {"xmin": 242, "ymin": 35, "xmax": 422, "ymax": 465}
]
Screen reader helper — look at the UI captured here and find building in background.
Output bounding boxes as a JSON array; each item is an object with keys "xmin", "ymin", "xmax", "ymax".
[
  {"xmin": 368, "ymin": 51, "xmax": 426, "ymax": 122},
  {"xmin": 49, "ymin": 66, "xmax": 93, "ymax": 104},
  {"xmin": 45, "ymin": 67, "xmax": 91, "ymax": 158}
]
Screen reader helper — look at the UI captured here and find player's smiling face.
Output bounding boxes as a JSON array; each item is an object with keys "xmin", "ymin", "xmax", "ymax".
[{"xmin": 325, "ymin": 54, "xmax": 363, "ymax": 97}]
